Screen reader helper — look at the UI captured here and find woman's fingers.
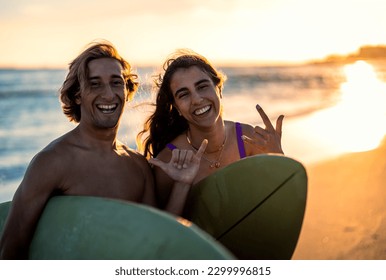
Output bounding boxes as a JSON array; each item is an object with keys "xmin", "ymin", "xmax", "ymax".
[
  {"xmin": 194, "ymin": 139, "xmax": 208, "ymax": 161},
  {"xmin": 255, "ymin": 104, "xmax": 275, "ymax": 131},
  {"xmin": 183, "ymin": 150, "xmax": 194, "ymax": 168},
  {"xmin": 254, "ymin": 126, "xmax": 269, "ymax": 138},
  {"xmin": 241, "ymin": 134, "xmax": 267, "ymax": 146},
  {"xmin": 276, "ymin": 115, "xmax": 284, "ymax": 137},
  {"xmin": 177, "ymin": 150, "xmax": 188, "ymax": 168},
  {"xmin": 169, "ymin": 140, "xmax": 207, "ymax": 169}
]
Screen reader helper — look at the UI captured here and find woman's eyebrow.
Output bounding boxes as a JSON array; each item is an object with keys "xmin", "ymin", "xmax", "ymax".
[
  {"xmin": 174, "ymin": 78, "xmax": 211, "ymax": 96},
  {"xmin": 174, "ymin": 87, "xmax": 188, "ymax": 96}
]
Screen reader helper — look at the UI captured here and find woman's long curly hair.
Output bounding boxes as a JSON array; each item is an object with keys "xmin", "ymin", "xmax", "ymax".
[
  {"xmin": 60, "ymin": 40, "xmax": 138, "ymax": 123},
  {"xmin": 137, "ymin": 49, "xmax": 226, "ymax": 158}
]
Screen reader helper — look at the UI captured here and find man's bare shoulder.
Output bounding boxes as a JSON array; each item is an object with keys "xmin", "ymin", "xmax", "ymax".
[
  {"xmin": 118, "ymin": 142, "xmax": 149, "ymax": 166},
  {"xmin": 29, "ymin": 130, "xmax": 86, "ymax": 177},
  {"xmin": 17, "ymin": 130, "xmax": 79, "ymax": 196},
  {"xmin": 38, "ymin": 131, "xmax": 77, "ymax": 158},
  {"xmin": 116, "ymin": 142, "xmax": 153, "ymax": 187}
]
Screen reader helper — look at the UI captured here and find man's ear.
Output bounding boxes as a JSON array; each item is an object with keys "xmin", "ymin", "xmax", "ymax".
[{"xmin": 218, "ymin": 87, "xmax": 223, "ymax": 99}]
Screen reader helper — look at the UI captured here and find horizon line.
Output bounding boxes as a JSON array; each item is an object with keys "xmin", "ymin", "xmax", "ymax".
[{"xmin": 0, "ymin": 58, "xmax": 320, "ymax": 70}]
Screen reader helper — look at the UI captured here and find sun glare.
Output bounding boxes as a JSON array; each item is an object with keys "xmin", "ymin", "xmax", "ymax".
[
  {"xmin": 337, "ymin": 61, "xmax": 386, "ymax": 152},
  {"xmin": 301, "ymin": 61, "xmax": 386, "ymax": 157},
  {"xmin": 316, "ymin": 61, "xmax": 386, "ymax": 154},
  {"xmin": 341, "ymin": 61, "xmax": 383, "ymax": 106}
]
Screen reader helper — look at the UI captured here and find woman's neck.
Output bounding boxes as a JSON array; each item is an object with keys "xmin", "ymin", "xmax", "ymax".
[{"xmin": 188, "ymin": 120, "xmax": 227, "ymax": 153}]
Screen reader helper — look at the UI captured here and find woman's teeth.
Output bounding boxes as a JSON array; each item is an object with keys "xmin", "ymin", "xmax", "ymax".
[{"xmin": 194, "ymin": 105, "xmax": 210, "ymax": 116}]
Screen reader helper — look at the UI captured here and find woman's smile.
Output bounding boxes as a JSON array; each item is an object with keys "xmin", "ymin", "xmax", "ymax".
[{"xmin": 193, "ymin": 105, "xmax": 211, "ymax": 116}]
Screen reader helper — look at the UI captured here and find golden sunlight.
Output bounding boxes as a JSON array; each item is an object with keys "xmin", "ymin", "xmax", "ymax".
[
  {"xmin": 341, "ymin": 61, "xmax": 383, "ymax": 106},
  {"xmin": 337, "ymin": 61, "xmax": 386, "ymax": 152},
  {"xmin": 298, "ymin": 61, "xmax": 386, "ymax": 159}
]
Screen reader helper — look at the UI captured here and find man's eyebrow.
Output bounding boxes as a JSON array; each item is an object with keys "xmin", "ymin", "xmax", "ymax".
[
  {"xmin": 194, "ymin": 79, "xmax": 210, "ymax": 86},
  {"xmin": 88, "ymin": 74, "xmax": 124, "ymax": 80},
  {"xmin": 111, "ymin": 74, "xmax": 124, "ymax": 79}
]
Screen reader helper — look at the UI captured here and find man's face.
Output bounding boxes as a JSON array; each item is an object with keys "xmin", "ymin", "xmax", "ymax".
[{"xmin": 77, "ymin": 57, "xmax": 127, "ymax": 130}]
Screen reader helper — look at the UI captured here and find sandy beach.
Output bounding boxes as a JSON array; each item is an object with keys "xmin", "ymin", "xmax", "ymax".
[{"xmin": 292, "ymin": 136, "xmax": 386, "ymax": 259}]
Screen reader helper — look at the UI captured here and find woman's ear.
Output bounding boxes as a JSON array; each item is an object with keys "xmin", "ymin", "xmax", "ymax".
[
  {"xmin": 172, "ymin": 103, "xmax": 182, "ymax": 116},
  {"xmin": 75, "ymin": 92, "xmax": 81, "ymax": 105}
]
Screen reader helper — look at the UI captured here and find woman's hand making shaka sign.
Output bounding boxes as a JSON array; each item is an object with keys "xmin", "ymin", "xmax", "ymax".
[
  {"xmin": 149, "ymin": 139, "xmax": 208, "ymax": 185},
  {"xmin": 241, "ymin": 104, "xmax": 284, "ymax": 155}
]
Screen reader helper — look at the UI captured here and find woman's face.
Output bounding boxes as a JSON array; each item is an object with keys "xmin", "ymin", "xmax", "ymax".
[{"xmin": 170, "ymin": 66, "xmax": 222, "ymax": 129}]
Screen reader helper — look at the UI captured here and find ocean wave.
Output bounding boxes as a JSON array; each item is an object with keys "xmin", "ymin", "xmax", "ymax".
[
  {"xmin": 0, "ymin": 89, "xmax": 59, "ymax": 99},
  {"xmin": 0, "ymin": 68, "xmax": 66, "ymax": 98},
  {"xmin": 0, "ymin": 165, "xmax": 27, "ymax": 183},
  {"xmin": 223, "ymin": 66, "xmax": 346, "ymax": 90}
]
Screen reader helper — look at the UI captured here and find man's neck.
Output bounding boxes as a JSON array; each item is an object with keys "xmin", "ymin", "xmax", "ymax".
[{"xmin": 74, "ymin": 123, "xmax": 120, "ymax": 151}]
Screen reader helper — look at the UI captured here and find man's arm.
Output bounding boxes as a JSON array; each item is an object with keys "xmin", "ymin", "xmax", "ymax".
[
  {"xmin": 136, "ymin": 155, "xmax": 157, "ymax": 208},
  {"xmin": 0, "ymin": 150, "xmax": 62, "ymax": 259}
]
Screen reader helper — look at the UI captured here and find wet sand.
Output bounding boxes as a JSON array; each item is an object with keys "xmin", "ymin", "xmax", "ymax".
[{"xmin": 292, "ymin": 137, "xmax": 386, "ymax": 259}]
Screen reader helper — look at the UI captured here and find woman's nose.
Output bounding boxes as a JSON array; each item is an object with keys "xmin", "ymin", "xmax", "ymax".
[{"xmin": 191, "ymin": 90, "xmax": 203, "ymax": 104}]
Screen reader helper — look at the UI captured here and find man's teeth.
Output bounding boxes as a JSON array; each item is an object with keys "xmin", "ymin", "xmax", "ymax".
[
  {"xmin": 97, "ymin": 104, "xmax": 117, "ymax": 113},
  {"xmin": 194, "ymin": 105, "xmax": 210, "ymax": 115}
]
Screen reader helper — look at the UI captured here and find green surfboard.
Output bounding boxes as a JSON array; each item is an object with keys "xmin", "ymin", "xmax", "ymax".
[
  {"xmin": 0, "ymin": 196, "xmax": 233, "ymax": 260},
  {"xmin": 184, "ymin": 154, "xmax": 308, "ymax": 260}
]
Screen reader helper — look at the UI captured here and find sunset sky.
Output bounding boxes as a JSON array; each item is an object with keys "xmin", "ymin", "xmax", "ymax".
[{"xmin": 1, "ymin": 0, "xmax": 386, "ymax": 68}]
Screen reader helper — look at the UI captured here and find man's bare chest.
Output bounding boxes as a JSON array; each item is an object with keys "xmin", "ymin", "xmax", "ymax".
[{"xmin": 59, "ymin": 156, "xmax": 145, "ymax": 201}]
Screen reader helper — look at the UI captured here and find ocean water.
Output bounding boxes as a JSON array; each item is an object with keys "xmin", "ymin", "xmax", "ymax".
[{"xmin": 1, "ymin": 61, "xmax": 385, "ymax": 202}]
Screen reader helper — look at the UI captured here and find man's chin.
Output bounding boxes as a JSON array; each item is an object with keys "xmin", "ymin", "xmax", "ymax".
[{"xmin": 95, "ymin": 120, "xmax": 120, "ymax": 130}]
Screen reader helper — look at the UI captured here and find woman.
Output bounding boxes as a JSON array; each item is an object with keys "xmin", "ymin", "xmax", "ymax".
[{"xmin": 138, "ymin": 49, "xmax": 284, "ymax": 210}]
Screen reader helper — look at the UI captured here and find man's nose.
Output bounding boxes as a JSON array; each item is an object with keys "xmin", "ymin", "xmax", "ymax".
[{"xmin": 102, "ymin": 84, "xmax": 115, "ymax": 100}]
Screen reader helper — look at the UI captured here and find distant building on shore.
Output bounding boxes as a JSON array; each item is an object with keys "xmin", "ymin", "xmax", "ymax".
[
  {"xmin": 357, "ymin": 46, "xmax": 386, "ymax": 58},
  {"xmin": 312, "ymin": 45, "xmax": 386, "ymax": 64}
]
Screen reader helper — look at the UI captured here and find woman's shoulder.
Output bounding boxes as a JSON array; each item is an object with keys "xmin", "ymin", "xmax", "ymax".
[
  {"xmin": 171, "ymin": 133, "xmax": 190, "ymax": 148},
  {"xmin": 157, "ymin": 133, "xmax": 187, "ymax": 160},
  {"xmin": 226, "ymin": 120, "xmax": 254, "ymax": 135}
]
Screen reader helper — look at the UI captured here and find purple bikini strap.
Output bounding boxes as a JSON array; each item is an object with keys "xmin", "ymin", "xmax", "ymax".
[
  {"xmin": 236, "ymin": 122, "xmax": 246, "ymax": 158},
  {"xmin": 166, "ymin": 143, "xmax": 177, "ymax": 151}
]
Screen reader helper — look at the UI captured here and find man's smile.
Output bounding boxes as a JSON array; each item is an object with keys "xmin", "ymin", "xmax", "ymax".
[{"xmin": 96, "ymin": 104, "xmax": 118, "ymax": 114}]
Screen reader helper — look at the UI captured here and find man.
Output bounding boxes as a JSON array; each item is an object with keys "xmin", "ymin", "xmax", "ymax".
[
  {"xmin": 0, "ymin": 41, "xmax": 207, "ymax": 259},
  {"xmin": 0, "ymin": 41, "xmax": 157, "ymax": 259}
]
